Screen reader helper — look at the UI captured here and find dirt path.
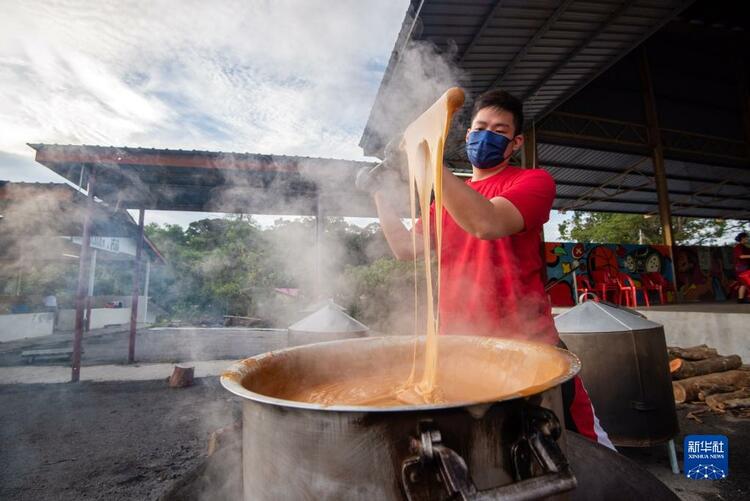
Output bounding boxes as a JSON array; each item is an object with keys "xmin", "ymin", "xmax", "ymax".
[{"xmin": 0, "ymin": 378, "xmax": 239, "ymax": 501}]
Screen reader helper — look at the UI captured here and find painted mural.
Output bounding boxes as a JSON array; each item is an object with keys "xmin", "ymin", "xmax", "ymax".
[
  {"xmin": 673, "ymin": 246, "xmax": 738, "ymax": 302},
  {"xmin": 545, "ymin": 242, "xmax": 739, "ymax": 306}
]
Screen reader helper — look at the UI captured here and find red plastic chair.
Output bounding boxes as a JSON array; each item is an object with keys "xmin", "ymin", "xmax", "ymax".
[
  {"xmin": 591, "ymin": 270, "xmax": 620, "ymax": 303},
  {"xmin": 616, "ymin": 272, "xmax": 638, "ymax": 308},
  {"xmin": 574, "ymin": 274, "xmax": 598, "ymax": 302},
  {"xmin": 641, "ymin": 272, "xmax": 670, "ymax": 305}
]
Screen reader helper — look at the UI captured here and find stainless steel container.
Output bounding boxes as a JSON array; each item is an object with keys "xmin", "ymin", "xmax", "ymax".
[
  {"xmin": 555, "ymin": 301, "xmax": 678, "ymax": 447},
  {"xmin": 221, "ymin": 335, "xmax": 580, "ymax": 500}
]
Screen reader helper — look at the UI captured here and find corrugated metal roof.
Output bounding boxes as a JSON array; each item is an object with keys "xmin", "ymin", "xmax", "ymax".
[
  {"xmin": 361, "ymin": 0, "xmax": 749, "ymax": 221},
  {"xmin": 538, "ymin": 144, "xmax": 750, "ymax": 219},
  {"xmin": 361, "ymin": 0, "xmax": 692, "ymax": 156},
  {"xmin": 28, "ymin": 144, "xmax": 382, "ymax": 217}
]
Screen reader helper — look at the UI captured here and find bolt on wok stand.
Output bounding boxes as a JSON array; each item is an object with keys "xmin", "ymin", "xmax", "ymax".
[{"xmin": 401, "ymin": 405, "xmax": 576, "ymax": 501}]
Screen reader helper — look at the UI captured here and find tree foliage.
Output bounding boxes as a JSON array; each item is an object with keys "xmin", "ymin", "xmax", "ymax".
[
  {"xmin": 144, "ymin": 216, "xmax": 399, "ymax": 326},
  {"xmin": 558, "ymin": 212, "xmax": 746, "ymax": 245}
]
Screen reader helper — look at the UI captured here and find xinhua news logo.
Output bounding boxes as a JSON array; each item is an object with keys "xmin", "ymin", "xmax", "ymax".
[{"xmin": 684, "ymin": 435, "xmax": 728, "ymax": 480}]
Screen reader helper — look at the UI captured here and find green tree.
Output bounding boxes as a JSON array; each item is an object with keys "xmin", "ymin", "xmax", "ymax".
[
  {"xmin": 558, "ymin": 212, "xmax": 746, "ymax": 245},
  {"xmin": 145, "ymin": 217, "xmax": 291, "ymax": 321}
]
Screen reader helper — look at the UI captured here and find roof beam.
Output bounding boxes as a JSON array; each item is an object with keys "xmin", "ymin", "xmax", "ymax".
[
  {"xmin": 521, "ymin": 0, "xmax": 638, "ymax": 103},
  {"xmin": 486, "ymin": 0, "xmax": 576, "ymax": 89},
  {"xmin": 555, "ymin": 192, "xmax": 748, "ymax": 212},
  {"xmin": 554, "ymin": 179, "xmax": 750, "ymax": 203},
  {"xmin": 530, "ymin": 1, "xmax": 697, "ymax": 120},
  {"xmin": 457, "ymin": 0, "xmax": 506, "ymax": 63},
  {"xmin": 541, "ymin": 159, "xmax": 750, "ymax": 190}
]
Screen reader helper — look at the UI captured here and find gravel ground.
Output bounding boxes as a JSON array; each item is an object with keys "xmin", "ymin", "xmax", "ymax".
[
  {"xmin": 620, "ymin": 406, "xmax": 750, "ymax": 501},
  {"xmin": 1, "ymin": 374, "xmax": 749, "ymax": 500},
  {"xmin": 0, "ymin": 378, "xmax": 240, "ymax": 501}
]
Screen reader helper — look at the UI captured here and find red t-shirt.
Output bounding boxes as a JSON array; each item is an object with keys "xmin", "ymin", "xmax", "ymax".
[
  {"xmin": 734, "ymin": 244, "xmax": 750, "ymax": 273},
  {"xmin": 417, "ymin": 166, "xmax": 558, "ymax": 345}
]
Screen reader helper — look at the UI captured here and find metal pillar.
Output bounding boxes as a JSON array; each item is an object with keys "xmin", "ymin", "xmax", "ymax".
[
  {"xmin": 142, "ymin": 259, "xmax": 151, "ymax": 324},
  {"xmin": 128, "ymin": 209, "xmax": 145, "ymax": 364},
  {"xmin": 639, "ymin": 48, "xmax": 677, "ymax": 296},
  {"xmin": 523, "ymin": 122, "xmax": 549, "ymax": 283},
  {"xmin": 71, "ymin": 169, "xmax": 96, "ymax": 383},
  {"xmin": 738, "ymin": 56, "xmax": 750, "ymax": 158},
  {"xmin": 84, "ymin": 249, "xmax": 97, "ymax": 332},
  {"xmin": 522, "ymin": 121, "xmax": 537, "ymax": 168}
]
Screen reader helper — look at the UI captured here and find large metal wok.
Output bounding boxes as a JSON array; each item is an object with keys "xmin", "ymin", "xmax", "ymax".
[{"xmin": 222, "ymin": 335, "xmax": 581, "ymax": 500}]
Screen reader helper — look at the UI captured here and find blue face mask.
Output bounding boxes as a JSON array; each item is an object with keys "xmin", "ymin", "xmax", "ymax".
[{"xmin": 465, "ymin": 130, "xmax": 513, "ymax": 169}]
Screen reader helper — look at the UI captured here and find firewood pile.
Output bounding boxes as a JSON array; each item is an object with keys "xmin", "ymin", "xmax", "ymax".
[{"xmin": 669, "ymin": 344, "xmax": 750, "ymax": 420}]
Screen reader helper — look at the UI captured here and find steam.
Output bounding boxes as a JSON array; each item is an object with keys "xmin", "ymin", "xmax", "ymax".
[{"xmin": 364, "ymin": 39, "xmax": 467, "ymax": 155}]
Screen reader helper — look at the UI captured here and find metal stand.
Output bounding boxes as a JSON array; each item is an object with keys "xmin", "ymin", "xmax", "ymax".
[{"xmin": 667, "ymin": 439, "xmax": 680, "ymax": 474}]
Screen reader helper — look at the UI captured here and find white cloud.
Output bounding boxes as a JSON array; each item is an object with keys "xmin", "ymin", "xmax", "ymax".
[
  {"xmin": 544, "ymin": 210, "xmax": 572, "ymax": 242},
  {"xmin": 0, "ymin": 0, "xmax": 407, "ymax": 164}
]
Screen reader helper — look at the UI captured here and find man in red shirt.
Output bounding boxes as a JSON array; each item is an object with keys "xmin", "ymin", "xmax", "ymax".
[
  {"xmin": 733, "ymin": 232, "xmax": 750, "ymax": 303},
  {"xmin": 365, "ymin": 89, "xmax": 613, "ymax": 449}
]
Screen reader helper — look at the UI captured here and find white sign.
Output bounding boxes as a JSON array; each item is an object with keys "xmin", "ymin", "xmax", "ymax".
[{"xmin": 68, "ymin": 236, "xmax": 138, "ymax": 256}]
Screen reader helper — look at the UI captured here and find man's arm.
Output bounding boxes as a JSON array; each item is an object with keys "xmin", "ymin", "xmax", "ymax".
[
  {"xmin": 374, "ymin": 191, "xmax": 424, "ymax": 261},
  {"xmin": 440, "ymin": 166, "xmax": 525, "ymax": 240}
]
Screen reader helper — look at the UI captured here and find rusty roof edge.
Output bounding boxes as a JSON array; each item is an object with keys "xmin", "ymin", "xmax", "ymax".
[{"xmin": 28, "ymin": 143, "xmax": 375, "ymax": 168}]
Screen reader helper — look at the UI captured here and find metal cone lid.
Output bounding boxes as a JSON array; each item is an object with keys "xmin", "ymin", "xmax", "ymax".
[
  {"xmin": 288, "ymin": 300, "xmax": 369, "ymax": 333},
  {"xmin": 554, "ymin": 300, "xmax": 661, "ymax": 333}
]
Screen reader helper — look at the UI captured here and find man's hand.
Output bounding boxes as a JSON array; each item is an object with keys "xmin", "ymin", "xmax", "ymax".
[{"xmin": 355, "ymin": 137, "xmax": 406, "ymax": 194}]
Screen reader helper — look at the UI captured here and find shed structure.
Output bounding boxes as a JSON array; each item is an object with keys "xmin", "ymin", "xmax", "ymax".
[{"xmin": 361, "ymin": 0, "xmax": 749, "ymax": 226}]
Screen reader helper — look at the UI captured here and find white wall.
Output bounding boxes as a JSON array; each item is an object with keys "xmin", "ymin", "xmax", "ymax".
[
  {"xmin": 0, "ymin": 312, "xmax": 54, "ymax": 342},
  {"xmin": 57, "ymin": 296, "xmax": 153, "ymax": 331},
  {"xmin": 644, "ymin": 311, "xmax": 750, "ymax": 362}
]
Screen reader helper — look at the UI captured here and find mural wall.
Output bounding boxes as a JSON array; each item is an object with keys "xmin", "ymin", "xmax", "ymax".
[
  {"xmin": 545, "ymin": 242, "xmax": 739, "ymax": 306},
  {"xmin": 673, "ymin": 246, "xmax": 738, "ymax": 302}
]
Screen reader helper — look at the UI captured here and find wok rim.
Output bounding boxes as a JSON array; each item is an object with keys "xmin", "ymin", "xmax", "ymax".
[{"xmin": 220, "ymin": 335, "xmax": 581, "ymax": 413}]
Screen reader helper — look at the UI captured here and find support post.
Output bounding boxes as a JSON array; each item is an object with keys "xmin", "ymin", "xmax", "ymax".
[
  {"xmin": 143, "ymin": 259, "xmax": 151, "ymax": 324},
  {"xmin": 523, "ymin": 122, "xmax": 548, "ymax": 284},
  {"xmin": 85, "ymin": 249, "xmax": 97, "ymax": 332},
  {"xmin": 71, "ymin": 169, "xmax": 96, "ymax": 383},
  {"xmin": 522, "ymin": 121, "xmax": 537, "ymax": 168},
  {"xmin": 314, "ymin": 198, "xmax": 323, "ymax": 300},
  {"xmin": 738, "ymin": 56, "xmax": 750, "ymax": 159},
  {"xmin": 639, "ymin": 48, "xmax": 677, "ymax": 297},
  {"xmin": 128, "ymin": 209, "xmax": 145, "ymax": 364}
]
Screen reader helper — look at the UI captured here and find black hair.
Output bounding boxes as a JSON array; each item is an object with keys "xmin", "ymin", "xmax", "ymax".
[
  {"xmin": 471, "ymin": 89, "xmax": 524, "ymax": 135},
  {"xmin": 737, "ymin": 232, "xmax": 748, "ymax": 242}
]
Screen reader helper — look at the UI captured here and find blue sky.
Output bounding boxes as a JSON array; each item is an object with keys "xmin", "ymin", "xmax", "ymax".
[{"xmin": 0, "ymin": 0, "xmax": 569, "ymax": 239}]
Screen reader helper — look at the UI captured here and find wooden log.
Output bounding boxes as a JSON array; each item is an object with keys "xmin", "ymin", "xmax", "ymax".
[
  {"xmin": 672, "ymin": 355, "xmax": 742, "ymax": 380},
  {"xmin": 168, "ymin": 364, "xmax": 194, "ymax": 388},
  {"xmin": 667, "ymin": 345, "xmax": 719, "ymax": 361},
  {"xmin": 705, "ymin": 388, "xmax": 750, "ymax": 412},
  {"xmin": 698, "ymin": 384, "xmax": 736, "ymax": 401},
  {"xmin": 673, "ymin": 370, "xmax": 750, "ymax": 403},
  {"xmin": 723, "ymin": 397, "xmax": 750, "ymax": 410},
  {"xmin": 669, "ymin": 358, "xmax": 682, "ymax": 374}
]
